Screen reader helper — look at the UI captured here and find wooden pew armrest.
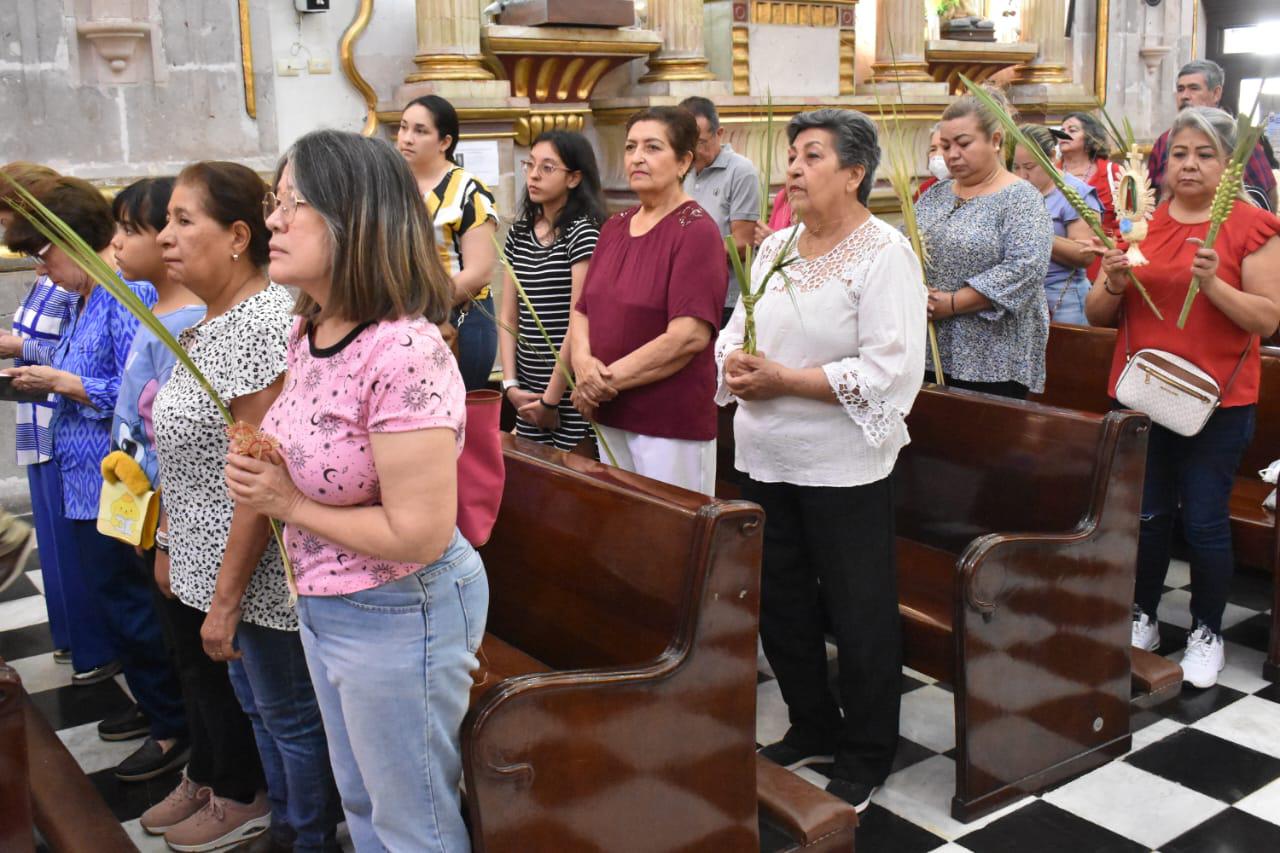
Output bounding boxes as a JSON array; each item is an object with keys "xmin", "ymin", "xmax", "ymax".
[{"xmin": 756, "ymin": 755, "xmax": 857, "ymax": 851}]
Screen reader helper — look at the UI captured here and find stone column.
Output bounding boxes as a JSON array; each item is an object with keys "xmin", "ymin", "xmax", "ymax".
[
  {"xmin": 1013, "ymin": 0, "xmax": 1071, "ymax": 84},
  {"xmin": 405, "ymin": 0, "xmax": 494, "ymax": 83},
  {"xmin": 640, "ymin": 0, "xmax": 716, "ymax": 84},
  {"xmin": 868, "ymin": 0, "xmax": 933, "ymax": 84}
]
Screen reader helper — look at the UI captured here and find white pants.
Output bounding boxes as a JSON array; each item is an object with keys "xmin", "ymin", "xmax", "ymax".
[{"xmin": 597, "ymin": 425, "xmax": 717, "ymax": 496}]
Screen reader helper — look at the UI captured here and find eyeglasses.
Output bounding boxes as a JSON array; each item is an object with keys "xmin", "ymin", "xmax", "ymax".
[
  {"xmin": 26, "ymin": 243, "xmax": 51, "ymax": 264},
  {"xmin": 262, "ymin": 191, "xmax": 309, "ymax": 224},
  {"xmin": 519, "ymin": 160, "xmax": 574, "ymax": 179}
]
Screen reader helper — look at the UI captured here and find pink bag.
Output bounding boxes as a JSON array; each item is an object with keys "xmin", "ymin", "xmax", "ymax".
[{"xmin": 457, "ymin": 389, "xmax": 504, "ymax": 546}]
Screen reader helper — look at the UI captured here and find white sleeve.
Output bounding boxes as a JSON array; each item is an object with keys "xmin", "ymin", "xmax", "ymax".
[{"xmin": 820, "ymin": 240, "xmax": 928, "ymax": 447}]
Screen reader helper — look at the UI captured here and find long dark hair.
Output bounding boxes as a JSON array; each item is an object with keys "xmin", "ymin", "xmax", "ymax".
[
  {"xmin": 112, "ymin": 177, "xmax": 175, "ymax": 234},
  {"xmin": 518, "ymin": 131, "xmax": 607, "ymax": 237},
  {"xmin": 405, "ymin": 95, "xmax": 461, "ymax": 163}
]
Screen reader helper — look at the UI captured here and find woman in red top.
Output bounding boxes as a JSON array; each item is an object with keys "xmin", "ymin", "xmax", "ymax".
[
  {"xmin": 1060, "ymin": 112, "xmax": 1122, "ymax": 280},
  {"xmin": 1086, "ymin": 106, "xmax": 1280, "ymax": 689},
  {"xmin": 570, "ymin": 107, "xmax": 728, "ymax": 494}
]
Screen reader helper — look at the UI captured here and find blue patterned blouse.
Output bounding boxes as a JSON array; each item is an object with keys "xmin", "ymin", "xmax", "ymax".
[
  {"xmin": 11, "ymin": 276, "xmax": 77, "ymax": 466},
  {"xmin": 51, "ymin": 280, "xmax": 157, "ymax": 520}
]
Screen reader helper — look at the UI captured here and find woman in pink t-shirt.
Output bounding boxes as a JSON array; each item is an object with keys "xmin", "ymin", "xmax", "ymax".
[{"xmin": 225, "ymin": 130, "xmax": 484, "ymax": 852}]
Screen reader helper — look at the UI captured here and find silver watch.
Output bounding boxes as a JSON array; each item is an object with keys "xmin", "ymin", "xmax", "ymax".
[{"xmin": 501, "ymin": 379, "xmax": 520, "ymax": 392}]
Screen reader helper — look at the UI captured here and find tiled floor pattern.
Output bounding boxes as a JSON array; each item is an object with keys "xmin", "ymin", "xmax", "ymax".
[{"xmin": 3, "ymin": 546, "xmax": 1280, "ymax": 851}]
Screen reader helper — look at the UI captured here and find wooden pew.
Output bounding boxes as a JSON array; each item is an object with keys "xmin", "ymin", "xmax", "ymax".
[
  {"xmin": 465, "ymin": 436, "xmax": 857, "ymax": 852},
  {"xmin": 0, "ymin": 660, "xmax": 134, "ymax": 853},
  {"xmin": 1031, "ymin": 322, "xmax": 1280, "ymax": 680},
  {"xmin": 895, "ymin": 388, "xmax": 1149, "ymax": 821}
]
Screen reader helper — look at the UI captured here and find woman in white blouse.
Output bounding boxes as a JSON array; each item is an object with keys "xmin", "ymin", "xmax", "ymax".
[{"xmin": 717, "ymin": 109, "xmax": 926, "ymax": 813}]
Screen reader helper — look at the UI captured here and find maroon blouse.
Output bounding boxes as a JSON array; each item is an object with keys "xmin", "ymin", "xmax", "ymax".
[{"xmin": 577, "ymin": 201, "xmax": 728, "ymax": 440}]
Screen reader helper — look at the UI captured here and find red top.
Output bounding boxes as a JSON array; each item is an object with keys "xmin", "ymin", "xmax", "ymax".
[
  {"xmin": 577, "ymin": 201, "xmax": 728, "ymax": 440},
  {"xmin": 1108, "ymin": 201, "xmax": 1280, "ymax": 407},
  {"xmin": 1085, "ymin": 158, "xmax": 1123, "ymax": 281}
]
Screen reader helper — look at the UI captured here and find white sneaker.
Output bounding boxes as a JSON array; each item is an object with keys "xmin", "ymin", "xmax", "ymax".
[
  {"xmin": 1131, "ymin": 609, "xmax": 1160, "ymax": 651},
  {"xmin": 1180, "ymin": 624, "xmax": 1225, "ymax": 689}
]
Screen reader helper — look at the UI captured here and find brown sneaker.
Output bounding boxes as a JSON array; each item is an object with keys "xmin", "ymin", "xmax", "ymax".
[
  {"xmin": 140, "ymin": 774, "xmax": 210, "ymax": 835},
  {"xmin": 0, "ymin": 525, "xmax": 34, "ymax": 596},
  {"xmin": 164, "ymin": 790, "xmax": 270, "ymax": 852}
]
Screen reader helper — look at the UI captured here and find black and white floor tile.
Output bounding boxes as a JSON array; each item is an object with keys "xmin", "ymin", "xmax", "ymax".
[{"xmin": 3, "ymin": 541, "xmax": 1280, "ymax": 852}]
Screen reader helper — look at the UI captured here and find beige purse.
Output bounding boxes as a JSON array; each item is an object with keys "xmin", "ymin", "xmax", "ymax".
[{"xmin": 1115, "ymin": 321, "xmax": 1252, "ymax": 437}]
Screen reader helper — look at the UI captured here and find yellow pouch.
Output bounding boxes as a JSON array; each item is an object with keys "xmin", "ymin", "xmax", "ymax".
[{"xmin": 97, "ymin": 451, "xmax": 161, "ymax": 549}]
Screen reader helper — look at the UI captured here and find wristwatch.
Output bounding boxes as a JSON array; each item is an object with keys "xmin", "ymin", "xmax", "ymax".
[{"xmin": 501, "ymin": 379, "xmax": 520, "ymax": 392}]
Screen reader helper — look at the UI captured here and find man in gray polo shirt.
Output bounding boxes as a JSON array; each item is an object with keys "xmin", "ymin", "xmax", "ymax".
[{"xmin": 680, "ymin": 97, "xmax": 760, "ymax": 328}]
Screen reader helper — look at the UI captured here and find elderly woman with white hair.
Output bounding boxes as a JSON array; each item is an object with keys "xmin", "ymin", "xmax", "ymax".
[
  {"xmin": 717, "ymin": 109, "xmax": 927, "ymax": 812},
  {"xmin": 1089, "ymin": 106, "xmax": 1280, "ymax": 689}
]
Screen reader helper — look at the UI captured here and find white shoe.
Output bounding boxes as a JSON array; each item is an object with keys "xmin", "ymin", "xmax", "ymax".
[
  {"xmin": 1180, "ymin": 624, "xmax": 1225, "ymax": 689},
  {"xmin": 1131, "ymin": 609, "xmax": 1160, "ymax": 652}
]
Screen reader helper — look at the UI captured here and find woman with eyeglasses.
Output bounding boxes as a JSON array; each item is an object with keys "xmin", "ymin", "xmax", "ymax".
[
  {"xmin": 149, "ymin": 162, "xmax": 340, "ymax": 852},
  {"xmin": 398, "ymin": 94, "xmax": 499, "ymax": 390},
  {"xmin": 2, "ymin": 176, "xmax": 189, "ymax": 784},
  {"xmin": 499, "ymin": 131, "xmax": 607, "ymax": 451}
]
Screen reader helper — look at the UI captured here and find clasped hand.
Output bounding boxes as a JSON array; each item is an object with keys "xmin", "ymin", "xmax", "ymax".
[
  {"xmin": 570, "ymin": 356, "xmax": 617, "ymax": 420},
  {"xmin": 225, "ymin": 449, "xmax": 304, "ymax": 523},
  {"xmin": 724, "ymin": 350, "xmax": 785, "ymax": 401}
]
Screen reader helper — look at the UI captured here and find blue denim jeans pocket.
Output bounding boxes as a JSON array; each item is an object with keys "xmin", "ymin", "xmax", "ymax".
[{"xmin": 456, "ymin": 562, "xmax": 487, "ymax": 655}]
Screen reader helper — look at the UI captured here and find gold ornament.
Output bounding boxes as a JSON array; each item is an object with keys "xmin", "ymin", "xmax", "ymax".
[{"xmin": 1115, "ymin": 146, "xmax": 1157, "ymax": 267}]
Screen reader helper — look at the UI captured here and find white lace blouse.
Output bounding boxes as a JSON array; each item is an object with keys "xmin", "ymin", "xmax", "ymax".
[{"xmin": 715, "ymin": 217, "xmax": 927, "ymax": 488}]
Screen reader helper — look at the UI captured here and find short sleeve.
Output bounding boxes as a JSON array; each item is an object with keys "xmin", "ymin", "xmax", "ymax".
[
  {"xmin": 667, "ymin": 210, "xmax": 729, "ymax": 328},
  {"xmin": 728, "ymin": 162, "xmax": 761, "ymax": 223},
  {"xmin": 366, "ymin": 322, "xmax": 466, "ymax": 436},
  {"xmin": 458, "ymin": 177, "xmax": 497, "ymax": 234},
  {"xmin": 1225, "ymin": 202, "xmax": 1280, "ymax": 257},
  {"xmin": 566, "ymin": 220, "xmax": 600, "ymax": 266},
  {"xmin": 575, "ymin": 214, "xmax": 624, "ymax": 318},
  {"xmin": 213, "ymin": 295, "xmax": 291, "ymax": 402}
]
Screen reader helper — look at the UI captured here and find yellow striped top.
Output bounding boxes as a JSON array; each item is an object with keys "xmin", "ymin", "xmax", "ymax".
[{"xmin": 424, "ymin": 166, "xmax": 498, "ymax": 300}]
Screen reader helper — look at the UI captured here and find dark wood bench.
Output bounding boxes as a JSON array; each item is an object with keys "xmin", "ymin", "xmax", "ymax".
[
  {"xmin": 0, "ymin": 660, "xmax": 135, "ymax": 852},
  {"xmin": 465, "ymin": 435, "xmax": 857, "ymax": 852},
  {"xmin": 717, "ymin": 388, "xmax": 1161, "ymax": 822},
  {"xmin": 1031, "ymin": 322, "xmax": 1280, "ymax": 680}
]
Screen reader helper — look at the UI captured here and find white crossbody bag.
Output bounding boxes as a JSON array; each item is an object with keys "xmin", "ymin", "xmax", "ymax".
[{"xmin": 1115, "ymin": 321, "xmax": 1253, "ymax": 437}]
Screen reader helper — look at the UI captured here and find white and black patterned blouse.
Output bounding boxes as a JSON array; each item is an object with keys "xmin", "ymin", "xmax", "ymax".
[
  {"xmin": 153, "ymin": 285, "xmax": 297, "ymax": 630},
  {"xmin": 914, "ymin": 179, "xmax": 1053, "ymax": 393}
]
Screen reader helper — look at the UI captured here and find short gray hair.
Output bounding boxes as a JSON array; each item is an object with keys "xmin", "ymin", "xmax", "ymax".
[
  {"xmin": 1177, "ymin": 59, "xmax": 1224, "ymax": 93},
  {"xmin": 786, "ymin": 109, "xmax": 880, "ymax": 206},
  {"xmin": 1169, "ymin": 106, "xmax": 1236, "ymax": 160}
]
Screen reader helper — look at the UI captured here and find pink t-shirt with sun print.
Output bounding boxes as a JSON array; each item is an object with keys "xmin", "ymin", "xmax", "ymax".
[{"xmin": 261, "ymin": 315, "xmax": 466, "ymax": 596}]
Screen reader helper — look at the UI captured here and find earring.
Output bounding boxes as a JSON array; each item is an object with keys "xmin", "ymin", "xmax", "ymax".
[{"xmin": 232, "ymin": 253, "xmax": 240, "ymax": 261}]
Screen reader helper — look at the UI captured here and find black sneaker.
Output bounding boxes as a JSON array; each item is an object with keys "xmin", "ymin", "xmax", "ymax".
[
  {"xmin": 98, "ymin": 703, "xmax": 150, "ymax": 742},
  {"xmin": 757, "ymin": 739, "xmax": 835, "ymax": 771},
  {"xmin": 825, "ymin": 777, "xmax": 878, "ymax": 813},
  {"xmin": 114, "ymin": 737, "xmax": 190, "ymax": 782},
  {"xmin": 53, "ymin": 648, "xmax": 72, "ymax": 665},
  {"xmin": 72, "ymin": 660, "xmax": 122, "ymax": 687}
]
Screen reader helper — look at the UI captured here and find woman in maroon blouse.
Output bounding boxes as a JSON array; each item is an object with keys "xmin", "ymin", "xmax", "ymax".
[{"xmin": 569, "ymin": 107, "xmax": 728, "ymax": 494}]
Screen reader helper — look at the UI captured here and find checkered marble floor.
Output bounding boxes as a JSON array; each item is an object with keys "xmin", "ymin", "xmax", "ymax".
[{"xmin": 4, "ymin": 543, "xmax": 1280, "ymax": 852}]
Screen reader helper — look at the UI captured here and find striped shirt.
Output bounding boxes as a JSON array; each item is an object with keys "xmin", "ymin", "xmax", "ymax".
[
  {"xmin": 12, "ymin": 276, "xmax": 77, "ymax": 465},
  {"xmin": 504, "ymin": 216, "xmax": 599, "ymax": 451},
  {"xmin": 425, "ymin": 166, "xmax": 498, "ymax": 299}
]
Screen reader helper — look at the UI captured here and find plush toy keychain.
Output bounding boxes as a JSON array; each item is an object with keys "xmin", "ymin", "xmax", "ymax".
[{"xmin": 1116, "ymin": 146, "xmax": 1157, "ymax": 266}]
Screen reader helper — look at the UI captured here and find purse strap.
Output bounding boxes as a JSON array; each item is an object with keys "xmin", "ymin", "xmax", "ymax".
[{"xmin": 1121, "ymin": 306, "xmax": 1255, "ymax": 395}]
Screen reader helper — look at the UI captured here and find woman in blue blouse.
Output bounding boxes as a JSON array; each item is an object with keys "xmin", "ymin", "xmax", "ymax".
[{"xmin": 4, "ymin": 176, "xmax": 187, "ymax": 783}]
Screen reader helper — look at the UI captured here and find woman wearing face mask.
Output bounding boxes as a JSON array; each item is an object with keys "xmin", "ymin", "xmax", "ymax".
[
  {"xmin": 397, "ymin": 95, "xmax": 498, "ymax": 390},
  {"xmin": 1011, "ymin": 125, "xmax": 1103, "ymax": 325},
  {"xmin": 916, "ymin": 124, "xmax": 950, "ymax": 200},
  {"xmin": 3, "ymin": 176, "xmax": 188, "ymax": 783},
  {"xmin": 569, "ymin": 107, "xmax": 728, "ymax": 493},
  {"xmin": 499, "ymin": 130, "xmax": 606, "ymax": 451},
  {"xmin": 719, "ymin": 109, "xmax": 926, "ymax": 814},
  {"xmin": 912, "ymin": 91, "xmax": 1053, "ymax": 399},
  {"xmin": 225, "ymin": 130, "xmax": 483, "ymax": 852},
  {"xmin": 1087, "ymin": 107, "xmax": 1280, "ymax": 689}
]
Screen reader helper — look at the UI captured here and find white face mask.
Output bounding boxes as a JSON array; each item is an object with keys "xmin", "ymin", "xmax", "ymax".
[{"xmin": 928, "ymin": 155, "xmax": 950, "ymax": 181}]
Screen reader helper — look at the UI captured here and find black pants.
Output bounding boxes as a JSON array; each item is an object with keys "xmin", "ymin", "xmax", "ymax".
[
  {"xmin": 1134, "ymin": 405, "xmax": 1255, "ymax": 633},
  {"xmin": 153, "ymin": 557, "xmax": 265, "ymax": 802},
  {"xmin": 743, "ymin": 476, "xmax": 901, "ymax": 785},
  {"xmin": 932, "ymin": 374, "xmax": 1029, "ymax": 400}
]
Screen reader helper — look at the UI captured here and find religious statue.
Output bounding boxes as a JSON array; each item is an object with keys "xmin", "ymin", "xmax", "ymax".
[{"xmin": 1116, "ymin": 147, "xmax": 1157, "ymax": 267}]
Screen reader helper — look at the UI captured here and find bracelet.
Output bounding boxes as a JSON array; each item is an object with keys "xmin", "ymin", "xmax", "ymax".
[
  {"xmin": 1103, "ymin": 278, "xmax": 1125, "ymax": 296},
  {"xmin": 950, "ymin": 292, "xmax": 957, "ymax": 316},
  {"xmin": 538, "ymin": 397, "xmax": 558, "ymax": 409},
  {"xmin": 154, "ymin": 529, "xmax": 170, "ymax": 553}
]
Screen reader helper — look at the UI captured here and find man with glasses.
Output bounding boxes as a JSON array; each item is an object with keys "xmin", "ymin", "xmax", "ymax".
[{"xmin": 680, "ymin": 97, "xmax": 760, "ymax": 328}]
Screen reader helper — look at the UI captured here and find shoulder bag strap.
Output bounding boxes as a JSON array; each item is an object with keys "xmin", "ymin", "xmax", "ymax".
[{"xmin": 1221, "ymin": 336, "xmax": 1257, "ymax": 397}]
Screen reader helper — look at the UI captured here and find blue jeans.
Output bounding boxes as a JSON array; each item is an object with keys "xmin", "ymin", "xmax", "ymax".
[
  {"xmin": 70, "ymin": 521, "xmax": 184, "ymax": 738},
  {"xmin": 453, "ymin": 295, "xmax": 497, "ymax": 391},
  {"xmin": 296, "ymin": 531, "xmax": 488, "ymax": 853},
  {"xmin": 1134, "ymin": 404, "xmax": 1256, "ymax": 633},
  {"xmin": 227, "ymin": 621, "xmax": 342, "ymax": 853}
]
